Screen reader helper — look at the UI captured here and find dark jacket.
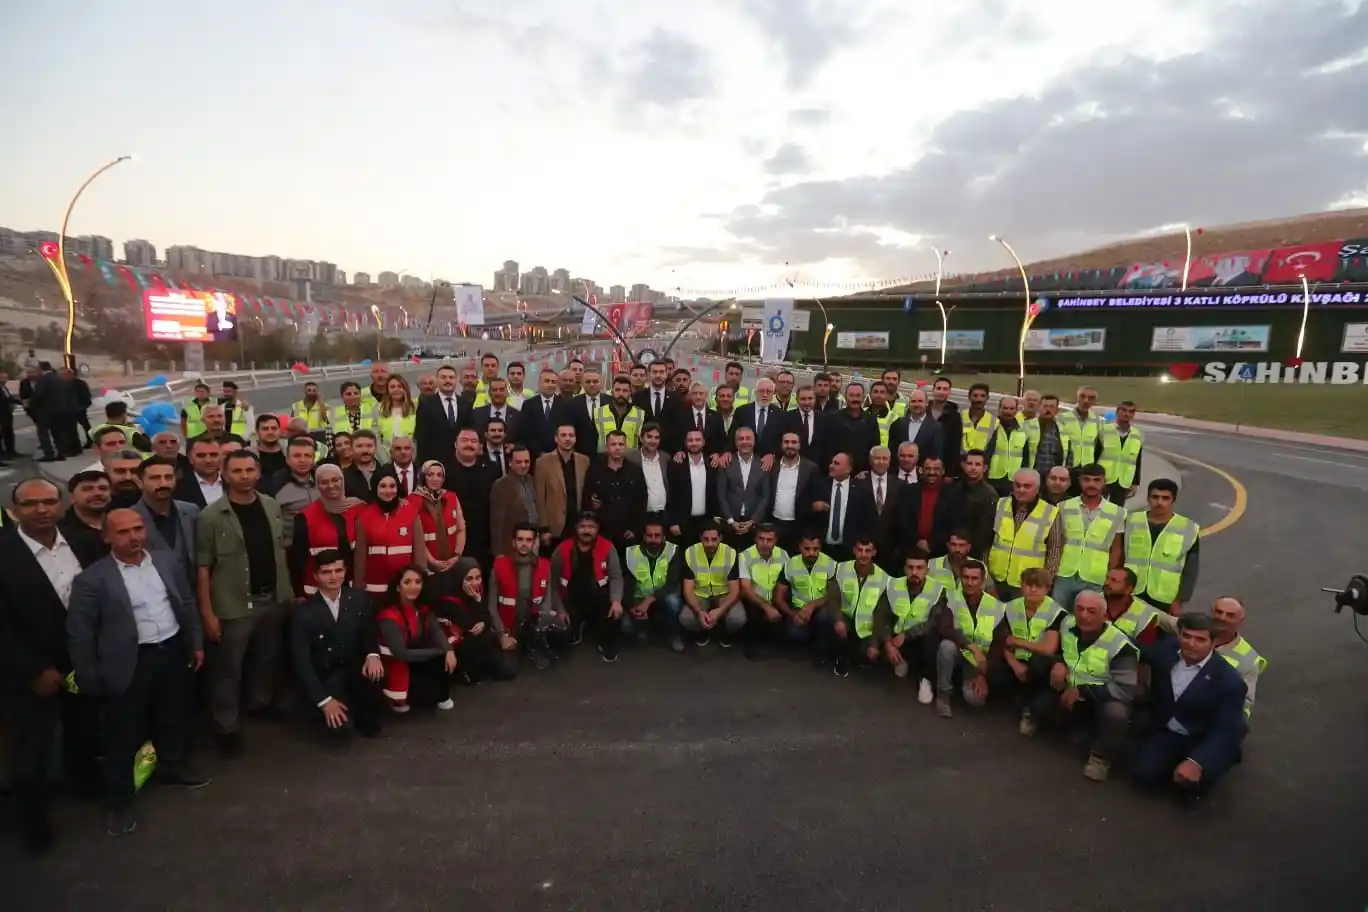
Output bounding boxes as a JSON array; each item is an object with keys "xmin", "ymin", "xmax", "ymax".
[
  {"xmin": 784, "ymin": 407, "xmax": 831, "ymax": 468},
  {"xmin": 414, "ymin": 390, "xmax": 473, "ymax": 467},
  {"xmin": 520, "ymin": 393, "xmax": 577, "ymax": 459},
  {"xmin": 889, "ymin": 411, "xmax": 947, "ymax": 464},
  {"xmin": 289, "ymin": 588, "xmax": 379, "ymax": 708},
  {"xmin": 583, "ymin": 456, "xmax": 648, "ymax": 540},
  {"xmin": 734, "ymin": 401, "xmax": 787, "ymax": 458},
  {"xmin": 898, "ymin": 480, "xmax": 965, "ymax": 558},
  {"xmin": 933, "ymin": 401, "xmax": 964, "ymax": 474},
  {"xmin": 824, "ymin": 409, "xmax": 880, "ymax": 474},
  {"xmin": 667, "ymin": 455, "xmax": 722, "ymax": 528},
  {"xmin": 1139, "ymin": 641, "xmax": 1248, "ymax": 772}
]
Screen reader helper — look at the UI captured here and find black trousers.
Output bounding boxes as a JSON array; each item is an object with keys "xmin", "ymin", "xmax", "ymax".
[
  {"xmin": 898, "ymin": 632, "xmax": 939, "ymax": 680},
  {"xmin": 456, "ymin": 630, "xmax": 519, "ymax": 681},
  {"xmin": 58, "ymin": 410, "xmax": 84, "ymax": 455},
  {"xmin": 34, "ymin": 417, "xmax": 57, "ymax": 459},
  {"xmin": 565, "ymin": 589, "xmax": 623, "ymax": 651},
  {"xmin": 316, "ymin": 667, "xmax": 383, "ymax": 738},
  {"xmin": 0, "ymin": 408, "xmax": 15, "ymax": 458},
  {"xmin": 672, "ymin": 515, "xmax": 710, "ymax": 547},
  {"xmin": 4, "ymin": 690, "xmax": 101, "ymax": 836},
  {"xmin": 100, "ymin": 637, "xmax": 194, "ymax": 810},
  {"xmin": 1027, "ymin": 686, "xmax": 1131, "ymax": 760},
  {"xmin": 770, "ymin": 519, "xmax": 802, "ymax": 554},
  {"xmin": 1106, "ymin": 483, "xmax": 1131, "ymax": 507},
  {"xmin": 405, "ymin": 657, "xmax": 453, "ymax": 708}
]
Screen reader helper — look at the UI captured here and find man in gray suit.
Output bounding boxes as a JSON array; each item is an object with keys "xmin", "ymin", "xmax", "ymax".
[
  {"xmin": 134, "ymin": 456, "xmax": 201, "ymax": 589},
  {"xmin": 717, "ymin": 426, "xmax": 770, "ymax": 551},
  {"xmin": 67, "ymin": 509, "xmax": 209, "ymax": 837}
]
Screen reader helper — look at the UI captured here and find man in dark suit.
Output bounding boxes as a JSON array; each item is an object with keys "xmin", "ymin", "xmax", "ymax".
[
  {"xmin": 716, "ymin": 427, "xmax": 770, "ymax": 550},
  {"xmin": 734, "ymin": 377, "xmax": 786, "ymax": 459},
  {"xmin": 667, "ymin": 427, "xmax": 721, "ymax": 545},
  {"xmin": 0, "ymin": 478, "xmax": 105, "ymax": 852},
  {"xmin": 134, "ymin": 456, "xmax": 201, "ymax": 590},
  {"xmin": 521, "ymin": 368, "xmax": 576, "ymax": 458},
  {"xmin": 897, "ymin": 456, "xmax": 963, "ymax": 558},
  {"xmin": 288, "ymin": 549, "xmax": 384, "ymax": 741},
  {"xmin": 1133, "ymin": 613, "xmax": 1248, "ymax": 804},
  {"xmin": 675, "ymin": 381, "xmax": 728, "ymax": 461},
  {"xmin": 785, "ymin": 384, "xmax": 830, "ymax": 469},
  {"xmin": 632, "ymin": 361, "xmax": 681, "ymax": 444},
  {"xmin": 813, "ymin": 452, "xmax": 874, "ymax": 562},
  {"xmin": 415, "ymin": 364, "xmax": 472, "ymax": 466},
  {"xmin": 570, "ymin": 368, "xmax": 608, "ymax": 457},
  {"xmin": 67, "ymin": 508, "xmax": 208, "ymax": 836},
  {"xmin": 929, "ymin": 377, "xmax": 964, "ymax": 476},
  {"xmin": 470, "ymin": 378, "xmax": 522, "ymax": 446},
  {"xmin": 172, "ymin": 436, "xmax": 225, "ymax": 508},
  {"xmin": 889, "ymin": 388, "xmax": 945, "ymax": 463},
  {"xmin": 857, "ymin": 445, "xmax": 907, "ymax": 573},
  {"xmin": 767, "ymin": 431, "xmax": 820, "ymax": 553},
  {"xmin": 708, "ymin": 384, "xmax": 743, "ymax": 458}
]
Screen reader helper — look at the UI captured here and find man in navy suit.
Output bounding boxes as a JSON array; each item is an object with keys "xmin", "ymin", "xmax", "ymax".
[{"xmin": 1132, "ymin": 613, "xmax": 1247, "ymax": 804}]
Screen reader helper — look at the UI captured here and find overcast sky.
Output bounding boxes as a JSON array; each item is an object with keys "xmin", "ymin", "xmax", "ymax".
[{"xmin": 1, "ymin": 0, "xmax": 1365, "ymax": 295}]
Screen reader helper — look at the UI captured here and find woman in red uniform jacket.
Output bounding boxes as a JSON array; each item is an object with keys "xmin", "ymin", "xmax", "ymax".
[
  {"xmin": 439, "ymin": 557, "xmax": 519, "ymax": 683},
  {"xmin": 354, "ymin": 467, "xmax": 427, "ymax": 597},
  {"xmin": 375, "ymin": 566, "xmax": 458, "ymax": 711},
  {"xmin": 409, "ymin": 459, "xmax": 466, "ymax": 596}
]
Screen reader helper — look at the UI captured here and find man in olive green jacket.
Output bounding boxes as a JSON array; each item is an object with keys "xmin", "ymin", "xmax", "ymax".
[{"xmin": 196, "ymin": 449, "xmax": 295, "ymax": 758}]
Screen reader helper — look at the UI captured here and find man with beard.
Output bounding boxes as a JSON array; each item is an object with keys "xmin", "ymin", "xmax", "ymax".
[
  {"xmin": 60, "ymin": 470, "xmax": 112, "ymax": 557},
  {"xmin": 102, "ymin": 449, "xmax": 145, "ymax": 509},
  {"xmin": 874, "ymin": 549, "xmax": 944, "ymax": 704},
  {"xmin": 623, "ymin": 518, "xmax": 684, "ymax": 653},
  {"xmin": 250, "ymin": 414, "xmax": 287, "ymax": 481},
  {"xmin": 596, "ymin": 376, "xmax": 645, "ymax": 451},
  {"xmin": 342, "ymin": 430, "xmax": 382, "ymax": 502},
  {"xmin": 486, "ymin": 523, "xmax": 552, "ymax": 671},
  {"xmin": 134, "ymin": 456, "xmax": 201, "ymax": 589},
  {"xmin": 547, "ymin": 512, "xmax": 626, "ymax": 659},
  {"xmin": 584, "ymin": 430, "xmax": 647, "ymax": 556},
  {"xmin": 571, "ymin": 368, "xmax": 606, "ymax": 456},
  {"xmin": 958, "ymin": 450, "xmax": 998, "ymax": 561},
  {"xmin": 151, "ymin": 431, "xmax": 193, "ymax": 482},
  {"xmin": 929, "ymin": 377, "xmax": 963, "ymax": 476},
  {"xmin": 889, "ymin": 389, "xmax": 943, "ymax": 464},
  {"xmin": 263, "ymin": 437, "xmax": 322, "ymax": 537},
  {"xmin": 446, "ymin": 428, "xmax": 497, "ymax": 569},
  {"xmin": 173, "ymin": 437, "xmax": 225, "ymax": 509},
  {"xmin": 766, "ymin": 431, "xmax": 817, "ymax": 553}
]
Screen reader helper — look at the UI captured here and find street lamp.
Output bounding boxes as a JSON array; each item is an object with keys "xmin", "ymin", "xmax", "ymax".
[
  {"xmin": 989, "ymin": 234, "xmax": 1035, "ymax": 396},
  {"xmin": 551, "ymin": 289, "xmax": 636, "ymax": 357},
  {"xmin": 1180, "ymin": 224, "xmax": 1196, "ymax": 292},
  {"xmin": 40, "ymin": 155, "xmax": 133, "ymax": 369},
  {"xmin": 1294, "ymin": 273, "xmax": 1313, "ymax": 362},
  {"xmin": 661, "ymin": 299, "xmax": 738, "ymax": 359},
  {"xmin": 823, "ymin": 322, "xmax": 835, "ymax": 365},
  {"xmin": 370, "ymin": 304, "xmax": 383, "ymax": 360}
]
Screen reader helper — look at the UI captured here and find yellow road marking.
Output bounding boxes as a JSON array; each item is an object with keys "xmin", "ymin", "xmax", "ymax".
[{"xmin": 1151, "ymin": 447, "xmax": 1247, "ymax": 538}]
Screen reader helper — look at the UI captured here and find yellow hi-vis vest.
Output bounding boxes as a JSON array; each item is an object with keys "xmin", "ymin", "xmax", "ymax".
[
  {"xmin": 987, "ymin": 424, "xmax": 1029, "ymax": 480},
  {"xmin": 1057, "ymin": 497, "xmax": 1126, "ymax": 584},
  {"xmin": 947, "ymin": 589, "xmax": 1004, "ymax": 663},
  {"xmin": 1057, "ymin": 410, "xmax": 1103, "ymax": 459},
  {"xmin": 962, "ymin": 410, "xmax": 998, "ymax": 452},
  {"xmin": 709, "ymin": 385, "xmax": 752, "ymax": 408},
  {"xmin": 1123, "ymin": 512, "xmax": 1199, "ymax": 604},
  {"xmin": 784, "ymin": 553, "xmax": 836, "ymax": 608},
  {"xmin": 987, "ymin": 497, "xmax": 1059, "ymax": 587},
  {"xmin": 835, "ymin": 561, "xmax": 890, "ymax": 640},
  {"xmin": 378, "ymin": 410, "xmax": 417, "ymax": 444},
  {"xmin": 182, "ymin": 399, "xmax": 211, "ymax": 437},
  {"xmin": 595, "ymin": 404, "xmax": 644, "ymax": 451},
  {"xmin": 873, "ymin": 405, "xmax": 901, "ymax": 448},
  {"xmin": 331, "ymin": 403, "xmax": 379, "ymax": 434},
  {"xmin": 1217, "ymin": 636, "xmax": 1266, "ymax": 721},
  {"xmin": 1024, "ymin": 419, "xmax": 1073, "ymax": 466},
  {"xmin": 92, "ymin": 422, "xmax": 150, "ymax": 454},
  {"xmin": 221, "ymin": 402, "xmax": 249, "ymax": 438},
  {"xmin": 685, "ymin": 543, "xmax": 736, "ymax": 599},
  {"xmin": 1060, "ymin": 621, "xmax": 1135, "ymax": 687},
  {"xmin": 1111, "ymin": 600, "xmax": 1161, "ymax": 640},
  {"xmin": 886, "ymin": 577, "xmax": 944, "ymax": 635},
  {"xmin": 927, "ymin": 556, "xmax": 961, "ymax": 592},
  {"xmin": 1098, "ymin": 424, "xmax": 1145, "ymax": 487},
  {"xmin": 291, "ymin": 399, "xmax": 330, "ymax": 431},
  {"xmin": 740, "ymin": 546, "xmax": 789, "ymax": 602},
  {"xmin": 1004, "ymin": 596, "xmax": 1065, "ymax": 660},
  {"xmin": 626, "ymin": 542, "xmax": 677, "ymax": 600}
]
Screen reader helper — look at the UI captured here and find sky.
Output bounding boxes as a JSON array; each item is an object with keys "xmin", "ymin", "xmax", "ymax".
[{"xmin": 2, "ymin": 0, "xmax": 1366, "ymax": 297}]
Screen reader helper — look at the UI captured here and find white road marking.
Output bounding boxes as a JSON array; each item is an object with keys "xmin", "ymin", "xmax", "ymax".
[
  {"xmin": 1274, "ymin": 453, "xmax": 1368, "ymax": 470},
  {"xmin": 1140, "ymin": 426, "xmax": 1200, "ymax": 436},
  {"xmin": 1208, "ymin": 502, "xmax": 1232, "ymax": 512}
]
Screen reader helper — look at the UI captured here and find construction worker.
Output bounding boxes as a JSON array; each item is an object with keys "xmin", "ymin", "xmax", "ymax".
[
  {"xmin": 290, "ymin": 380, "xmax": 330, "ymax": 431},
  {"xmin": 623, "ymin": 518, "xmax": 684, "ymax": 653},
  {"xmin": 986, "ymin": 468, "xmax": 1062, "ymax": 600},
  {"xmin": 869, "ymin": 382, "xmax": 898, "ymax": 449},
  {"xmin": 217, "ymin": 380, "xmax": 252, "ymax": 439},
  {"xmin": 984, "ymin": 396, "xmax": 1030, "ymax": 495},
  {"xmin": 1057, "ymin": 385, "xmax": 1103, "ymax": 460},
  {"xmin": 679, "ymin": 522, "xmax": 743, "ymax": 648},
  {"xmin": 1212, "ymin": 596, "xmax": 1265, "ymax": 724},
  {"xmin": 1097, "ymin": 399, "xmax": 1144, "ymax": 506},
  {"xmin": 876, "ymin": 548, "xmax": 944, "ymax": 704},
  {"xmin": 472, "ymin": 353, "xmax": 501, "ymax": 407},
  {"xmin": 1052, "ymin": 463, "xmax": 1125, "ymax": 611},
  {"xmin": 880, "ymin": 369, "xmax": 906, "ymax": 421},
  {"xmin": 783, "ymin": 532, "xmax": 837, "ymax": 650},
  {"xmin": 933, "ymin": 558, "xmax": 1004, "ymax": 717},
  {"xmin": 595, "ymin": 375, "xmax": 644, "ymax": 451},
  {"xmin": 1002, "ymin": 567, "xmax": 1067, "ymax": 734},
  {"xmin": 736, "ymin": 524, "xmax": 791, "ymax": 659},
  {"xmin": 709, "ymin": 361, "xmax": 752, "ymax": 409},
  {"xmin": 961, "ymin": 382, "xmax": 998, "ymax": 453},
  {"xmin": 1028, "ymin": 590, "xmax": 1138, "ymax": 781},
  {"xmin": 359, "ymin": 362, "xmax": 389, "ymax": 411},
  {"xmin": 92, "ymin": 401, "xmax": 150, "ymax": 454},
  {"xmin": 181, "ymin": 382, "xmax": 213, "ymax": 438},
  {"xmin": 928, "ymin": 530, "xmax": 972, "ymax": 593},
  {"xmin": 1019, "ymin": 389, "xmax": 1041, "ymax": 429},
  {"xmin": 1027, "ymin": 394, "xmax": 1072, "ymax": 479},
  {"xmin": 819, "ymin": 536, "xmax": 889, "ymax": 678},
  {"xmin": 1123, "ymin": 478, "xmax": 1200, "ymax": 615},
  {"xmin": 332, "ymin": 381, "xmax": 379, "ymax": 436}
]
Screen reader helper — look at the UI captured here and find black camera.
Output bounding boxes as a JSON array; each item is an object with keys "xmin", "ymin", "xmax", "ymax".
[{"xmin": 1324, "ymin": 575, "xmax": 1368, "ymax": 617}]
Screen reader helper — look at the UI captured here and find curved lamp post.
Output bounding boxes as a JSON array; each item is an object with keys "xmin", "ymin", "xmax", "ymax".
[
  {"xmin": 929, "ymin": 247, "xmax": 952, "ymax": 368},
  {"xmin": 46, "ymin": 155, "xmax": 133, "ymax": 368},
  {"xmin": 989, "ymin": 234, "xmax": 1035, "ymax": 396},
  {"xmin": 823, "ymin": 322, "xmax": 835, "ymax": 364},
  {"xmin": 661, "ymin": 299, "xmax": 738, "ymax": 359},
  {"xmin": 1180, "ymin": 223, "xmax": 1194, "ymax": 292},
  {"xmin": 369, "ymin": 304, "xmax": 383, "ymax": 359},
  {"xmin": 1294, "ymin": 273, "xmax": 1313, "ymax": 362}
]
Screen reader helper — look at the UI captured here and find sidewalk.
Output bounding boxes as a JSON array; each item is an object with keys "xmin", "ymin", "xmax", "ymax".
[{"xmin": 1135, "ymin": 410, "xmax": 1368, "ymax": 452}]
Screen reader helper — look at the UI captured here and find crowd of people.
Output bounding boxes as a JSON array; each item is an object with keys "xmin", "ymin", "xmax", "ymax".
[{"xmin": 0, "ymin": 353, "xmax": 1266, "ymax": 854}]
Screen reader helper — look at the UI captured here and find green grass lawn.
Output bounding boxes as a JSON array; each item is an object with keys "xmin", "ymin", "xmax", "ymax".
[{"xmin": 949, "ymin": 373, "xmax": 1367, "ymax": 439}]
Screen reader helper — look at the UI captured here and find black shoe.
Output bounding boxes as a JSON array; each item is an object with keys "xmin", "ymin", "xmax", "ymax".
[
  {"xmin": 694, "ymin": 633, "xmax": 711, "ymax": 647},
  {"xmin": 216, "ymin": 732, "xmax": 243, "ymax": 759},
  {"xmin": 528, "ymin": 649, "xmax": 552, "ymax": 670},
  {"xmin": 105, "ymin": 807, "xmax": 138, "ymax": 837},
  {"xmin": 568, "ymin": 621, "xmax": 585, "ymax": 646},
  {"xmin": 599, "ymin": 644, "xmax": 618, "ymax": 664},
  {"xmin": 834, "ymin": 657, "xmax": 851, "ymax": 678},
  {"xmin": 156, "ymin": 768, "xmax": 211, "ymax": 789},
  {"xmin": 718, "ymin": 634, "xmax": 734, "ymax": 649}
]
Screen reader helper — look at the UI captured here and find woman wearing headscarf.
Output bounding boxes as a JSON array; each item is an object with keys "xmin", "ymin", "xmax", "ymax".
[
  {"xmin": 353, "ymin": 466, "xmax": 426, "ymax": 597},
  {"xmin": 439, "ymin": 558, "xmax": 519, "ymax": 683},
  {"xmin": 409, "ymin": 459, "xmax": 466, "ymax": 593},
  {"xmin": 375, "ymin": 566, "xmax": 457, "ymax": 711},
  {"xmin": 289, "ymin": 463, "xmax": 365, "ymax": 597}
]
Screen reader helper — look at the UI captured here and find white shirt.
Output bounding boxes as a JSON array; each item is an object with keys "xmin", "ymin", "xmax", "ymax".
[
  {"xmin": 115, "ymin": 553, "xmax": 180, "ymax": 645},
  {"xmin": 640, "ymin": 451, "xmax": 667, "ymax": 512},
  {"xmin": 827, "ymin": 478, "xmax": 850, "ymax": 544},
  {"xmin": 197, "ymin": 474, "xmax": 224, "ymax": 505},
  {"xmin": 774, "ymin": 458, "xmax": 802, "ymax": 521},
  {"xmin": 905, "ymin": 413, "xmax": 925, "ymax": 440},
  {"xmin": 898, "ymin": 467, "xmax": 919, "ymax": 485},
  {"xmin": 1167, "ymin": 651, "xmax": 1213, "ymax": 735},
  {"xmin": 735, "ymin": 456, "xmax": 754, "ymax": 518},
  {"xmin": 585, "ymin": 394, "xmax": 600, "ymax": 420},
  {"xmin": 688, "ymin": 455, "xmax": 707, "ymax": 516},
  {"xmin": 83, "ymin": 458, "xmax": 107, "ymax": 473},
  {"xmin": 19, "ymin": 528, "xmax": 83, "ymax": 609},
  {"xmin": 322, "ymin": 591, "xmax": 342, "ymax": 621}
]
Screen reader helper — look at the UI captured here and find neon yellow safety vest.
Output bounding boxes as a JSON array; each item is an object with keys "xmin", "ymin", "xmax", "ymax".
[
  {"xmin": 1003, "ymin": 596, "xmax": 1065, "ymax": 660},
  {"xmin": 709, "ymin": 385, "xmax": 752, "ymax": 408},
  {"xmin": 220, "ymin": 403, "xmax": 248, "ymax": 437},
  {"xmin": 1111, "ymin": 600, "xmax": 1161, "ymax": 640},
  {"xmin": 93, "ymin": 423, "xmax": 150, "ymax": 455},
  {"xmin": 1060, "ymin": 621, "xmax": 1135, "ymax": 687},
  {"xmin": 626, "ymin": 542, "xmax": 677, "ymax": 600},
  {"xmin": 874, "ymin": 407, "xmax": 897, "ymax": 449},
  {"xmin": 378, "ymin": 410, "xmax": 417, "ymax": 443},
  {"xmin": 182, "ymin": 399, "xmax": 211, "ymax": 437},
  {"xmin": 291, "ymin": 400, "xmax": 330, "ymax": 431},
  {"xmin": 360, "ymin": 386, "xmax": 385, "ymax": 411},
  {"xmin": 987, "ymin": 497, "xmax": 1059, "ymax": 587},
  {"xmin": 947, "ymin": 589, "xmax": 1004, "ymax": 663},
  {"xmin": 473, "ymin": 379, "xmax": 496, "ymax": 409},
  {"xmin": 1057, "ymin": 410, "xmax": 1102, "ymax": 459},
  {"xmin": 885, "ymin": 577, "xmax": 944, "ymax": 635},
  {"xmin": 331, "ymin": 404, "xmax": 379, "ymax": 434},
  {"xmin": 1057, "ymin": 497, "xmax": 1126, "ymax": 584},
  {"xmin": 1020, "ymin": 416, "xmax": 1038, "ymax": 440},
  {"xmin": 1024, "ymin": 419, "xmax": 1073, "ymax": 467},
  {"xmin": 740, "ymin": 546, "xmax": 789, "ymax": 602},
  {"xmin": 927, "ymin": 556, "xmax": 962, "ymax": 593},
  {"xmin": 962, "ymin": 410, "xmax": 998, "ymax": 452},
  {"xmin": 987, "ymin": 424, "xmax": 1029, "ymax": 480},
  {"xmin": 774, "ymin": 396, "xmax": 798, "ymax": 412},
  {"xmin": 685, "ymin": 543, "xmax": 736, "ymax": 599},
  {"xmin": 835, "ymin": 561, "xmax": 890, "ymax": 640},
  {"xmin": 1098, "ymin": 424, "xmax": 1145, "ymax": 488},
  {"xmin": 784, "ymin": 553, "xmax": 837, "ymax": 608},
  {"xmin": 595, "ymin": 404, "xmax": 644, "ymax": 451},
  {"xmin": 1123, "ymin": 512, "xmax": 1199, "ymax": 604},
  {"xmin": 1217, "ymin": 636, "xmax": 1266, "ymax": 721}
]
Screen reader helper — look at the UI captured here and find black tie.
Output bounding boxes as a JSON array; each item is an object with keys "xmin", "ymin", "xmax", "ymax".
[
  {"xmin": 696, "ymin": 410, "xmax": 704, "ymax": 431},
  {"xmin": 655, "ymin": 392, "xmax": 662, "ymax": 415},
  {"xmin": 445, "ymin": 397, "xmax": 456, "ymax": 424},
  {"xmin": 757, "ymin": 407, "xmax": 766, "ymax": 438},
  {"xmin": 802, "ymin": 409, "xmax": 810, "ymax": 442},
  {"xmin": 496, "ymin": 452, "xmax": 504, "ymax": 475}
]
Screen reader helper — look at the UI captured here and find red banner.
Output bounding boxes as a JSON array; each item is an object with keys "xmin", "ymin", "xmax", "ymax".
[{"xmin": 1260, "ymin": 241, "xmax": 1342, "ymax": 283}]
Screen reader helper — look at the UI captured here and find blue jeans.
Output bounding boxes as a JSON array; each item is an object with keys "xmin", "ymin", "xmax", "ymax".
[
  {"xmin": 621, "ymin": 593, "xmax": 683, "ymax": 643},
  {"xmin": 1051, "ymin": 575, "xmax": 1101, "ymax": 612}
]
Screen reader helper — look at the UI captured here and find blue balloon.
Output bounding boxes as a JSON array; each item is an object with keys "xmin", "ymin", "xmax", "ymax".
[
  {"xmin": 146, "ymin": 374, "xmax": 167, "ymax": 387},
  {"xmin": 137, "ymin": 400, "xmax": 180, "ymax": 437},
  {"xmin": 1104, "ymin": 409, "xmax": 1116, "ymax": 421},
  {"xmin": 902, "ymin": 296, "xmax": 916, "ymax": 313},
  {"xmin": 1034, "ymin": 297, "xmax": 1050, "ymax": 313},
  {"xmin": 360, "ymin": 359, "xmax": 372, "ymax": 367}
]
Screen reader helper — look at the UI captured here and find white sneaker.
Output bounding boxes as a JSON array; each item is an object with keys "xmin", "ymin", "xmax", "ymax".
[
  {"xmin": 391, "ymin": 704, "xmax": 411, "ymax": 714},
  {"xmin": 893, "ymin": 661, "xmax": 909, "ymax": 679},
  {"xmin": 917, "ymin": 679, "xmax": 934, "ymax": 704},
  {"xmin": 436, "ymin": 699, "xmax": 455, "ymax": 711}
]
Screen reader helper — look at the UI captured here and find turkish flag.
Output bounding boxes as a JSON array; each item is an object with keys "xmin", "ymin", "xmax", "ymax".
[{"xmin": 1261, "ymin": 241, "xmax": 1342, "ymax": 283}]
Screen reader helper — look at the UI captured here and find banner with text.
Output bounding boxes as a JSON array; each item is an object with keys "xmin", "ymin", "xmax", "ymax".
[
  {"xmin": 1342, "ymin": 323, "xmax": 1368, "ymax": 353},
  {"xmin": 453, "ymin": 284, "xmax": 486, "ymax": 326},
  {"xmin": 919, "ymin": 329, "xmax": 985, "ymax": 351},
  {"xmin": 1055, "ymin": 288, "xmax": 1364, "ymax": 310},
  {"xmin": 1023, "ymin": 328, "xmax": 1106, "ymax": 352},
  {"xmin": 742, "ymin": 305, "xmax": 810, "ymax": 332},
  {"xmin": 836, "ymin": 330, "xmax": 890, "ymax": 350},
  {"xmin": 1151, "ymin": 325, "xmax": 1271, "ymax": 353},
  {"xmin": 761, "ymin": 298, "xmax": 795, "ymax": 361}
]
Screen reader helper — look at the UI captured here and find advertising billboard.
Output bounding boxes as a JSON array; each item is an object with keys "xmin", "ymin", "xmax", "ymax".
[
  {"xmin": 836, "ymin": 331, "xmax": 890, "ymax": 350},
  {"xmin": 918, "ymin": 329, "xmax": 985, "ymax": 351},
  {"xmin": 141, "ymin": 289, "xmax": 239, "ymax": 343},
  {"xmin": 1150, "ymin": 325, "xmax": 1270, "ymax": 353},
  {"xmin": 1023, "ymin": 328, "xmax": 1106, "ymax": 351},
  {"xmin": 1341, "ymin": 323, "xmax": 1368, "ymax": 353}
]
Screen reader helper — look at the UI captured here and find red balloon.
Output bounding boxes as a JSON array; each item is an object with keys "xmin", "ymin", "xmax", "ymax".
[
  {"xmin": 1284, "ymin": 356, "xmax": 1303, "ymax": 369},
  {"xmin": 412, "ymin": 355, "xmax": 421, "ymax": 364},
  {"xmin": 292, "ymin": 362, "xmax": 309, "ymax": 373},
  {"xmin": 914, "ymin": 379, "xmax": 929, "ymax": 388}
]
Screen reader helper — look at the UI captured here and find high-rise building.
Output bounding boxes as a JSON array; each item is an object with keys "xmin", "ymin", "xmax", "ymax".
[
  {"xmin": 74, "ymin": 235, "xmax": 115, "ymax": 260},
  {"xmin": 551, "ymin": 268, "xmax": 571, "ymax": 292},
  {"xmin": 519, "ymin": 266, "xmax": 551, "ymax": 296},
  {"xmin": 353, "ymin": 272, "xmax": 372, "ymax": 285},
  {"xmin": 378, "ymin": 271, "xmax": 400, "ymax": 288},
  {"xmin": 494, "ymin": 260, "xmax": 520, "ymax": 293},
  {"xmin": 165, "ymin": 245, "xmax": 213, "ymax": 274},
  {"xmin": 124, "ymin": 239, "xmax": 157, "ymax": 266},
  {"xmin": 609, "ymin": 284, "xmax": 626, "ymax": 303}
]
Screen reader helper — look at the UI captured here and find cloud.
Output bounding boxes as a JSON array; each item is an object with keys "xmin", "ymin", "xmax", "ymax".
[
  {"xmin": 787, "ymin": 107, "xmax": 831, "ymax": 127},
  {"xmin": 709, "ymin": 0, "xmax": 1368, "ymax": 274},
  {"xmin": 762, "ymin": 143, "xmax": 814, "ymax": 175},
  {"xmin": 610, "ymin": 29, "xmax": 714, "ymax": 111},
  {"xmin": 738, "ymin": 0, "xmax": 868, "ymax": 89}
]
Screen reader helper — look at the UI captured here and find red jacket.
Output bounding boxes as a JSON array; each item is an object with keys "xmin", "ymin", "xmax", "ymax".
[
  {"xmin": 298, "ymin": 500, "xmax": 358, "ymax": 595},
  {"xmin": 491, "ymin": 554, "xmax": 551, "ymax": 630},
  {"xmin": 356, "ymin": 500, "xmax": 420, "ymax": 594}
]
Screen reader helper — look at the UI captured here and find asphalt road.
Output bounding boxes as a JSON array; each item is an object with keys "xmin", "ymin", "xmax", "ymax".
[{"xmin": 4, "ymin": 369, "xmax": 1367, "ymax": 910}]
